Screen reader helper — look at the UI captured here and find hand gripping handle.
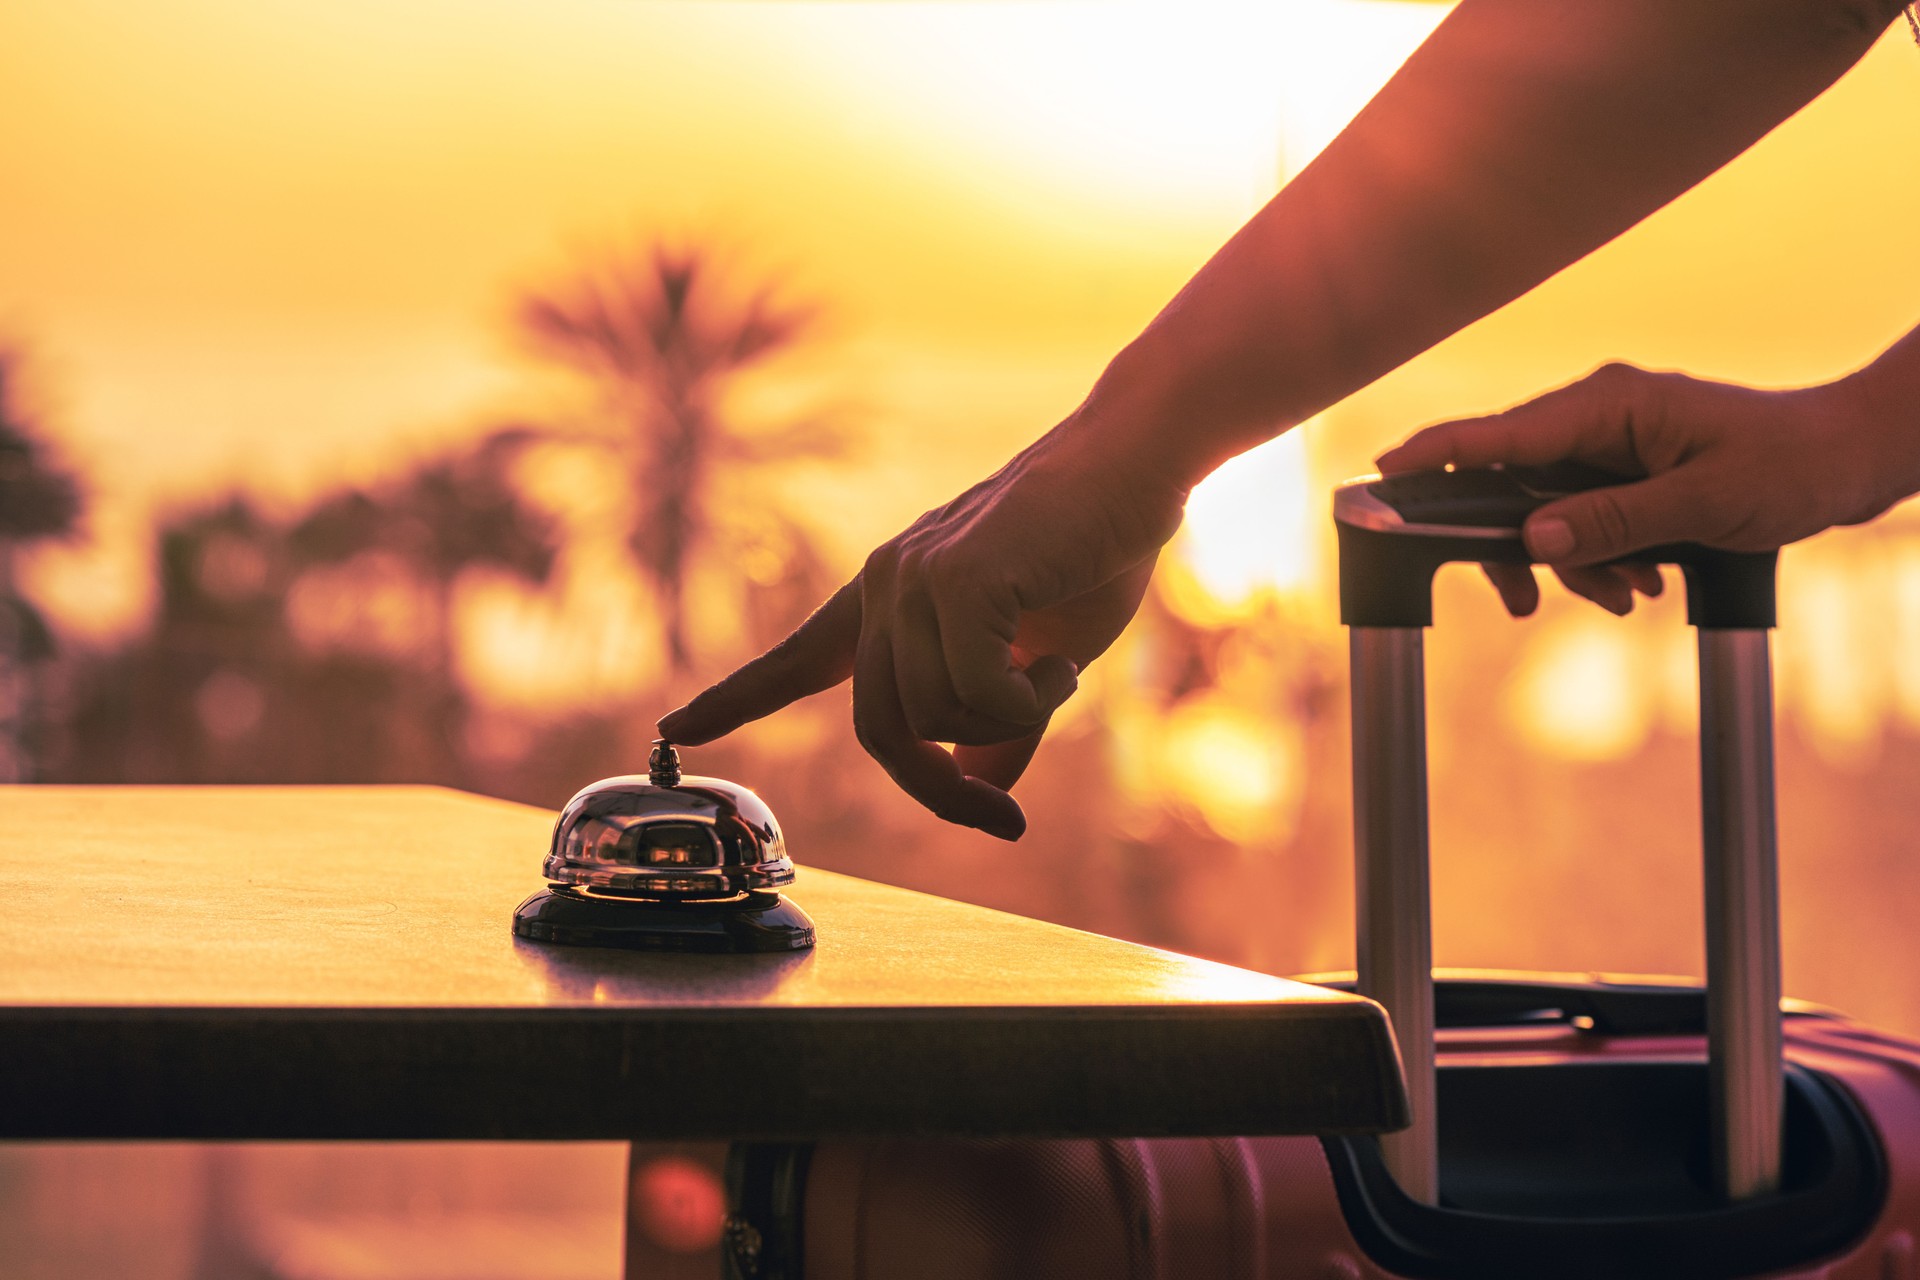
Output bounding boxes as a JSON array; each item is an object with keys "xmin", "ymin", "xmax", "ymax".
[{"xmin": 1333, "ymin": 465, "xmax": 1777, "ymax": 630}]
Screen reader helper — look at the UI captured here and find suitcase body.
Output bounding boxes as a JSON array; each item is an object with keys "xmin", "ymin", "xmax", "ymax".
[
  {"xmin": 720, "ymin": 467, "xmax": 1920, "ymax": 1279},
  {"xmin": 758, "ymin": 1005, "xmax": 1920, "ymax": 1279}
]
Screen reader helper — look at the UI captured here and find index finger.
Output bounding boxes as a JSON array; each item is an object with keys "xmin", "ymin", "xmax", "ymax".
[
  {"xmin": 657, "ymin": 577, "xmax": 862, "ymax": 745},
  {"xmin": 1376, "ymin": 374, "xmax": 1653, "ymax": 478}
]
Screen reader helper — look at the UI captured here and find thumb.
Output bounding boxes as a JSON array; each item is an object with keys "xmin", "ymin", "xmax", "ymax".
[
  {"xmin": 1020, "ymin": 654, "xmax": 1080, "ymax": 716},
  {"xmin": 1523, "ymin": 471, "xmax": 1701, "ymax": 567}
]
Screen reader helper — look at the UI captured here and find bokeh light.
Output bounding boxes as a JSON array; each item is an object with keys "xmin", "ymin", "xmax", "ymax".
[{"xmin": 629, "ymin": 1155, "xmax": 727, "ymax": 1256}]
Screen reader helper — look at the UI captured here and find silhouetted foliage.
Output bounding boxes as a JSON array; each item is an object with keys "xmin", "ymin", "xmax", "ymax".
[
  {"xmin": 49, "ymin": 430, "xmax": 561, "ymax": 792},
  {"xmin": 0, "ymin": 350, "xmax": 85, "ymax": 779},
  {"xmin": 291, "ymin": 429, "xmax": 556, "ymax": 676},
  {"xmin": 42, "ymin": 242, "xmax": 855, "ymax": 802},
  {"xmin": 519, "ymin": 244, "xmax": 848, "ymax": 672},
  {"xmin": 0, "ymin": 357, "xmax": 82, "ymax": 548},
  {"xmin": 292, "ymin": 431, "xmax": 554, "ymax": 590}
]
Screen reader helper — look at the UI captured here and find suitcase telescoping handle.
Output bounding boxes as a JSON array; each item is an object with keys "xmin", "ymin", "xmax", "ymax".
[{"xmin": 1332, "ymin": 465, "xmax": 1782, "ymax": 1208}]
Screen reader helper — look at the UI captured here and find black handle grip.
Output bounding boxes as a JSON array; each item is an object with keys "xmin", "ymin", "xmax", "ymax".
[{"xmin": 1334, "ymin": 467, "xmax": 1777, "ymax": 630}]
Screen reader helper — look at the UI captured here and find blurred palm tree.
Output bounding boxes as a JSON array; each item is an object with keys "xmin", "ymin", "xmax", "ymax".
[
  {"xmin": 285, "ymin": 428, "xmax": 559, "ymax": 773},
  {"xmin": 290, "ymin": 428, "xmax": 557, "ymax": 681},
  {"xmin": 0, "ymin": 350, "xmax": 83, "ymax": 780},
  {"xmin": 518, "ymin": 243, "xmax": 849, "ymax": 673}
]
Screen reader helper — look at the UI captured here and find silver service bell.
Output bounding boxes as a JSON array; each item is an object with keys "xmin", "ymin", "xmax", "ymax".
[{"xmin": 511, "ymin": 742, "xmax": 816, "ymax": 953}]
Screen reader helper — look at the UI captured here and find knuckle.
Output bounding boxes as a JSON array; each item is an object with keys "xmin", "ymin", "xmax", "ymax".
[
  {"xmin": 1636, "ymin": 368, "xmax": 1700, "ymax": 410},
  {"xmin": 1585, "ymin": 361, "xmax": 1646, "ymax": 402},
  {"xmin": 917, "ymin": 550, "xmax": 955, "ymax": 592},
  {"xmin": 862, "ymin": 545, "xmax": 899, "ymax": 581},
  {"xmin": 1584, "ymin": 491, "xmax": 1634, "ymax": 552},
  {"xmin": 921, "ymin": 547, "xmax": 983, "ymax": 598},
  {"xmin": 893, "ymin": 545, "xmax": 931, "ymax": 585},
  {"xmin": 1581, "ymin": 362, "xmax": 1679, "ymax": 459}
]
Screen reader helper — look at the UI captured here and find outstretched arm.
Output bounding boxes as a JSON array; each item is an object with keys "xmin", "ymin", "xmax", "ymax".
[
  {"xmin": 1095, "ymin": 0, "xmax": 1904, "ymax": 481},
  {"xmin": 663, "ymin": 0, "xmax": 1905, "ymax": 836}
]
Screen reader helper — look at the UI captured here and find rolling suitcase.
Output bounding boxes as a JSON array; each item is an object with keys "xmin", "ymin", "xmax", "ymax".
[{"xmin": 717, "ymin": 466, "xmax": 1920, "ymax": 1280}]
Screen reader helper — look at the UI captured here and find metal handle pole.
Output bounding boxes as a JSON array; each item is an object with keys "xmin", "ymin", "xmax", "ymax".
[
  {"xmin": 1698, "ymin": 629, "xmax": 1783, "ymax": 1201},
  {"xmin": 1350, "ymin": 626, "xmax": 1438, "ymax": 1204}
]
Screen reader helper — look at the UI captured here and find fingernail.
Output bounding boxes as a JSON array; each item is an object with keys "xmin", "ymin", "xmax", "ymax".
[
  {"xmin": 1525, "ymin": 517, "xmax": 1576, "ymax": 562},
  {"xmin": 657, "ymin": 706, "xmax": 691, "ymax": 738}
]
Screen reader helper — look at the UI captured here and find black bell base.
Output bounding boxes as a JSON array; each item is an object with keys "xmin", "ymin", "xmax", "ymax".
[{"xmin": 512, "ymin": 885, "xmax": 816, "ymax": 954}]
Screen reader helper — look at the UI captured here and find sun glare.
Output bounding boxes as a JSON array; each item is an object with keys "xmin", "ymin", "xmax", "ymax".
[
  {"xmin": 1162, "ymin": 694, "xmax": 1303, "ymax": 845},
  {"xmin": 780, "ymin": 0, "xmax": 1448, "ymax": 214},
  {"xmin": 460, "ymin": 550, "xmax": 658, "ymax": 714},
  {"xmin": 1175, "ymin": 426, "xmax": 1322, "ymax": 616}
]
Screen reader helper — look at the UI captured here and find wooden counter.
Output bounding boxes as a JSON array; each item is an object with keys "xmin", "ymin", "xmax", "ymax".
[{"xmin": 0, "ymin": 786, "xmax": 1404, "ymax": 1140}]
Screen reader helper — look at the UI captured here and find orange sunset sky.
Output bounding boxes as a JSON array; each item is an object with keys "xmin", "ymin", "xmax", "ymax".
[{"xmin": 5, "ymin": 0, "xmax": 1920, "ymax": 655}]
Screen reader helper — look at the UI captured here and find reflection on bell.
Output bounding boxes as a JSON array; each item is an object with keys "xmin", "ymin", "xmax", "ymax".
[{"xmin": 512, "ymin": 741, "xmax": 816, "ymax": 954}]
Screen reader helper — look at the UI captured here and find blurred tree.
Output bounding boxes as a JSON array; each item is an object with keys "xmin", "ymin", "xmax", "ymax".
[
  {"xmin": 291, "ymin": 429, "xmax": 556, "ymax": 678},
  {"xmin": 0, "ymin": 350, "xmax": 84, "ymax": 781},
  {"xmin": 288, "ymin": 429, "xmax": 558, "ymax": 773},
  {"xmin": 51, "ymin": 431, "xmax": 562, "ymax": 790},
  {"xmin": 64, "ymin": 496, "xmax": 299, "ymax": 782},
  {"xmin": 518, "ymin": 244, "xmax": 848, "ymax": 673}
]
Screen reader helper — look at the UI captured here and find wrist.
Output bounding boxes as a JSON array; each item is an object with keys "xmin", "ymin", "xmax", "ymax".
[
  {"xmin": 1827, "ymin": 349, "xmax": 1920, "ymax": 521},
  {"xmin": 1064, "ymin": 337, "xmax": 1262, "ymax": 495}
]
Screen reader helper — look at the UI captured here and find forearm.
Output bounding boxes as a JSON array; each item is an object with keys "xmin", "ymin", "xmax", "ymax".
[{"xmin": 1082, "ymin": 0, "xmax": 1901, "ymax": 486}]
